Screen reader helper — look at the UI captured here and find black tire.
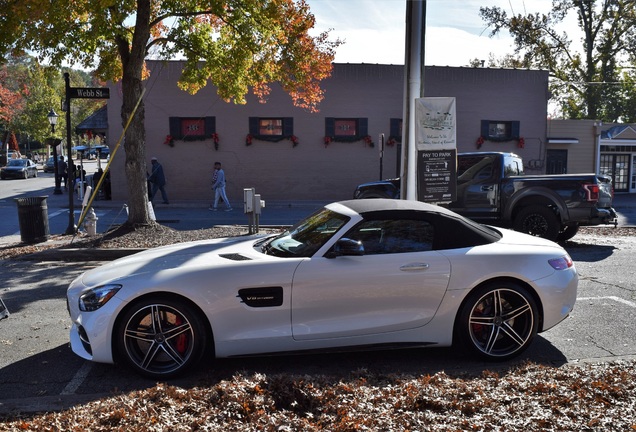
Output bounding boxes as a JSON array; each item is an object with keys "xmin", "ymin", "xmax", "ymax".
[
  {"xmin": 513, "ymin": 205, "xmax": 560, "ymax": 241},
  {"xmin": 456, "ymin": 281, "xmax": 539, "ymax": 361},
  {"xmin": 556, "ymin": 224, "xmax": 579, "ymax": 242},
  {"xmin": 114, "ymin": 297, "xmax": 208, "ymax": 379}
]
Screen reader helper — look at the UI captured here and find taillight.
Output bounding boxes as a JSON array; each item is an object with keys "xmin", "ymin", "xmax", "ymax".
[
  {"xmin": 583, "ymin": 183, "xmax": 599, "ymax": 202},
  {"xmin": 549, "ymin": 255, "xmax": 573, "ymax": 270}
]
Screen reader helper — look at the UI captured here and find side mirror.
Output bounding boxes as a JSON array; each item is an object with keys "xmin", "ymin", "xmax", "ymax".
[{"xmin": 327, "ymin": 238, "xmax": 364, "ymax": 258}]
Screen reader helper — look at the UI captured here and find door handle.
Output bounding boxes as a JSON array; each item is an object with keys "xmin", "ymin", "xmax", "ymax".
[
  {"xmin": 399, "ymin": 263, "xmax": 430, "ymax": 271},
  {"xmin": 481, "ymin": 185, "xmax": 494, "ymax": 191}
]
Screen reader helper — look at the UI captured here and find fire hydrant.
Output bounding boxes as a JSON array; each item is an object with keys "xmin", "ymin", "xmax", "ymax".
[{"xmin": 84, "ymin": 207, "xmax": 98, "ymax": 237}]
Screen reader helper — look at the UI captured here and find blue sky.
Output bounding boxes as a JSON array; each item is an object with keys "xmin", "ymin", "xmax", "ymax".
[{"xmin": 307, "ymin": 0, "xmax": 568, "ymax": 66}]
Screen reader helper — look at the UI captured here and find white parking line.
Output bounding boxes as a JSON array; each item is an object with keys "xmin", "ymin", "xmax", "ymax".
[
  {"xmin": 60, "ymin": 362, "xmax": 92, "ymax": 395},
  {"xmin": 578, "ymin": 296, "xmax": 636, "ymax": 308}
]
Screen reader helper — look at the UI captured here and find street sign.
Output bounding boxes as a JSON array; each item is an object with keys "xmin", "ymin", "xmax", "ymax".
[{"xmin": 68, "ymin": 87, "xmax": 110, "ymax": 99}]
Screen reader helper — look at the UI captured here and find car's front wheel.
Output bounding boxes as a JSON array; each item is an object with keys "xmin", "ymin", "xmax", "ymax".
[
  {"xmin": 456, "ymin": 282, "xmax": 539, "ymax": 361},
  {"xmin": 114, "ymin": 297, "xmax": 209, "ymax": 378}
]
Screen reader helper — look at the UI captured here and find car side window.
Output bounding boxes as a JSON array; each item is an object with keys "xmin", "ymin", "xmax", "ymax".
[{"xmin": 345, "ymin": 219, "xmax": 434, "ymax": 255}]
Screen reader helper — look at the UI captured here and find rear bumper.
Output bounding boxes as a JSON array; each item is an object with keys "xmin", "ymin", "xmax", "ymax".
[{"xmin": 578, "ymin": 207, "xmax": 618, "ymax": 227}]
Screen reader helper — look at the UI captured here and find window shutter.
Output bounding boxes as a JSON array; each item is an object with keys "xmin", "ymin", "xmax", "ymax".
[
  {"xmin": 169, "ymin": 117, "xmax": 182, "ymax": 139},
  {"xmin": 204, "ymin": 117, "xmax": 216, "ymax": 137},
  {"xmin": 390, "ymin": 118, "xmax": 402, "ymax": 140},
  {"xmin": 480, "ymin": 120, "xmax": 490, "ymax": 138},
  {"xmin": 283, "ymin": 117, "xmax": 294, "ymax": 136},
  {"xmin": 325, "ymin": 118, "xmax": 335, "ymax": 137},
  {"xmin": 358, "ymin": 118, "xmax": 368, "ymax": 137},
  {"xmin": 511, "ymin": 121, "xmax": 520, "ymax": 139},
  {"xmin": 249, "ymin": 117, "xmax": 259, "ymax": 135}
]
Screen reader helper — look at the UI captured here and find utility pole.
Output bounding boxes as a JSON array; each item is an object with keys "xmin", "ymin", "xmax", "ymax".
[{"xmin": 401, "ymin": 0, "xmax": 426, "ymax": 200}]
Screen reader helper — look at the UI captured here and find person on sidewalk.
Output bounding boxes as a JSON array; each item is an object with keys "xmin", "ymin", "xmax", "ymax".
[
  {"xmin": 148, "ymin": 156, "xmax": 169, "ymax": 204},
  {"xmin": 209, "ymin": 161, "xmax": 232, "ymax": 211},
  {"xmin": 57, "ymin": 156, "xmax": 68, "ymax": 190}
]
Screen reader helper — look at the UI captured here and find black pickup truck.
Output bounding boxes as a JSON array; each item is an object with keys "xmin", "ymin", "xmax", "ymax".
[{"xmin": 353, "ymin": 152, "xmax": 617, "ymax": 241}]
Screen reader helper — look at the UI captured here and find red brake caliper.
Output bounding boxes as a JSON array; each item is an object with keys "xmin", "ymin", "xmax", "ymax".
[{"xmin": 175, "ymin": 315, "xmax": 187, "ymax": 354}]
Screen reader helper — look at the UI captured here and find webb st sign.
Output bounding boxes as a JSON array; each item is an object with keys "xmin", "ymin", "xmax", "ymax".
[{"xmin": 68, "ymin": 87, "xmax": 110, "ymax": 99}]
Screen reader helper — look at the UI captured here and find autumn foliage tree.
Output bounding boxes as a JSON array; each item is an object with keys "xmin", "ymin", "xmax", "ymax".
[
  {"xmin": 480, "ymin": 0, "xmax": 636, "ymax": 121},
  {"xmin": 0, "ymin": 66, "xmax": 25, "ymax": 151},
  {"xmin": 0, "ymin": 0, "xmax": 340, "ymax": 226}
]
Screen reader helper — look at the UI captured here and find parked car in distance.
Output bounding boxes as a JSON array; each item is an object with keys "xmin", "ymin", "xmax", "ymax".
[
  {"xmin": 43, "ymin": 156, "xmax": 57, "ymax": 173},
  {"xmin": 67, "ymin": 199, "xmax": 577, "ymax": 379},
  {"xmin": 1, "ymin": 158, "xmax": 38, "ymax": 179}
]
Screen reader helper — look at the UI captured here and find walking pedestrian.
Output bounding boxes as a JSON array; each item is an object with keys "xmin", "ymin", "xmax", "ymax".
[
  {"xmin": 209, "ymin": 161, "xmax": 232, "ymax": 211},
  {"xmin": 148, "ymin": 157, "xmax": 169, "ymax": 204},
  {"xmin": 57, "ymin": 156, "xmax": 68, "ymax": 190}
]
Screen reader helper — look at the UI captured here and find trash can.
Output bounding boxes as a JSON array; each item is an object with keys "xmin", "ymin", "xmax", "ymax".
[{"xmin": 15, "ymin": 196, "xmax": 50, "ymax": 244}]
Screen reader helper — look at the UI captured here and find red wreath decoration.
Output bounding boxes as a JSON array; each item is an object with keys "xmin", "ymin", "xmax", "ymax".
[
  {"xmin": 164, "ymin": 134, "xmax": 175, "ymax": 147},
  {"xmin": 387, "ymin": 138, "xmax": 397, "ymax": 147},
  {"xmin": 246, "ymin": 134, "xmax": 253, "ymax": 146},
  {"xmin": 290, "ymin": 135, "xmax": 299, "ymax": 147},
  {"xmin": 476, "ymin": 136, "xmax": 484, "ymax": 149},
  {"xmin": 518, "ymin": 137, "xmax": 525, "ymax": 148},
  {"xmin": 212, "ymin": 133, "xmax": 220, "ymax": 150},
  {"xmin": 324, "ymin": 136, "xmax": 333, "ymax": 147},
  {"xmin": 363, "ymin": 135, "xmax": 375, "ymax": 147}
]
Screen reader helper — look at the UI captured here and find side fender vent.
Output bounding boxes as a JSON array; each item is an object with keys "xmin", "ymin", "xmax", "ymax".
[
  {"xmin": 220, "ymin": 253, "xmax": 252, "ymax": 261},
  {"xmin": 238, "ymin": 287, "xmax": 283, "ymax": 307}
]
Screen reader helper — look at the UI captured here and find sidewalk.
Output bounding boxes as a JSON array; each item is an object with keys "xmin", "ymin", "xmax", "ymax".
[
  {"xmin": 0, "ymin": 187, "xmax": 330, "ymax": 249},
  {"xmin": 2, "ymin": 191, "xmax": 635, "ymax": 251}
]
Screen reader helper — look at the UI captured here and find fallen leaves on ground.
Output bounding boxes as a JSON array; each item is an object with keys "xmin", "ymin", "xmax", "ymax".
[{"xmin": 1, "ymin": 361, "xmax": 635, "ymax": 430}]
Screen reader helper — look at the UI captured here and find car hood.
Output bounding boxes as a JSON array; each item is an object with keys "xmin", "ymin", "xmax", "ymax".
[{"xmin": 79, "ymin": 234, "xmax": 270, "ymax": 287}]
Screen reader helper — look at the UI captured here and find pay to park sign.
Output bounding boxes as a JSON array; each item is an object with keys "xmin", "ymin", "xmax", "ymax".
[
  {"xmin": 415, "ymin": 97, "xmax": 457, "ymax": 203},
  {"xmin": 68, "ymin": 87, "xmax": 110, "ymax": 99}
]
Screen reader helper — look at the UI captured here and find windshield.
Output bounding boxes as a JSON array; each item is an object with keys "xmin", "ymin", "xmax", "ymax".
[
  {"xmin": 260, "ymin": 208, "xmax": 350, "ymax": 257},
  {"xmin": 7, "ymin": 159, "xmax": 25, "ymax": 166}
]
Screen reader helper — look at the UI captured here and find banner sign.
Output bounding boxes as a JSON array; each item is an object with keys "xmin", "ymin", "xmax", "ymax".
[{"xmin": 415, "ymin": 97, "xmax": 457, "ymax": 202}]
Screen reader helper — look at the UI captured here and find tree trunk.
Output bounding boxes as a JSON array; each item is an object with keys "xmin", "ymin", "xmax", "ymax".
[{"xmin": 119, "ymin": 0, "xmax": 152, "ymax": 226}]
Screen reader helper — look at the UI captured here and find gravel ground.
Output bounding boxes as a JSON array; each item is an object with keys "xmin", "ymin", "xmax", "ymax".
[{"xmin": 0, "ymin": 224, "xmax": 635, "ymax": 429}]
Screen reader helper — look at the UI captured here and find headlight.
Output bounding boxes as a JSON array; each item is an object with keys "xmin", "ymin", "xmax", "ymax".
[{"xmin": 79, "ymin": 284, "xmax": 122, "ymax": 311}]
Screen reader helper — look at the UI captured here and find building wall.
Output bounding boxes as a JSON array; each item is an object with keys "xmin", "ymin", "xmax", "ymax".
[
  {"xmin": 546, "ymin": 119, "xmax": 600, "ymax": 173},
  {"xmin": 107, "ymin": 62, "xmax": 549, "ymax": 202}
]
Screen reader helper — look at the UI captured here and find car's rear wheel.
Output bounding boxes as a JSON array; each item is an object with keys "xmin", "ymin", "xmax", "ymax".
[
  {"xmin": 457, "ymin": 282, "xmax": 539, "ymax": 361},
  {"xmin": 513, "ymin": 205, "xmax": 560, "ymax": 241},
  {"xmin": 114, "ymin": 297, "xmax": 208, "ymax": 378}
]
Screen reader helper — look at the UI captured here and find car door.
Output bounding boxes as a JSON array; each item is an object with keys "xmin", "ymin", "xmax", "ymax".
[
  {"xmin": 291, "ymin": 218, "xmax": 451, "ymax": 340},
  {"xmin": 448, "ymin": 154, "xmax": 499, "ymax": 219}
]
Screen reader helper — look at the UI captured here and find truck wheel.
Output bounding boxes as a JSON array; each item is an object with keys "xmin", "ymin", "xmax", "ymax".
[
  {"xmin": 513, "ymin": 205, "xmax": 560, "ymax": 241},
  {"xmin": 556, "ymin": 224, "xmax": 579, "ymax": 242}
]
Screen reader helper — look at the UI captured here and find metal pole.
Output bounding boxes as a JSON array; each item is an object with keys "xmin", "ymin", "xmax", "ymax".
[
  {"xmin": 64, "ymin": 73, "xmax": 76, "ymax": 235},
  {"xmin": 379, "ymin": 133, "xmax": 385, "ymax": 180},
  {"xmin": 51, "ymin": 142, "xmax": 62, "ymax": 194},
  {"xmin": 401, "ymin": 0, "xmax": 426, "ymax": 200}
]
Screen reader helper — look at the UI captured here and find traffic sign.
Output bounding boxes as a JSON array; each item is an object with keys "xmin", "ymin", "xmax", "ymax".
[{"xmin": 68, "ymin": 87, "xmax": 110, "ymax": 99}]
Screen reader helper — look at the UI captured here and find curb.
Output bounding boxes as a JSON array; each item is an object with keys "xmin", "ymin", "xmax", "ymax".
[{"xmin": 14, "ymin": 247, "xmax": 146, "ymax": 261}]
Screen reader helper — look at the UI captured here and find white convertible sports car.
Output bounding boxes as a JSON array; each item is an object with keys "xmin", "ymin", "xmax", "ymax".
[{"xmin": 67, "ymin": 199, "xmax": 578, "ymax": 378}]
